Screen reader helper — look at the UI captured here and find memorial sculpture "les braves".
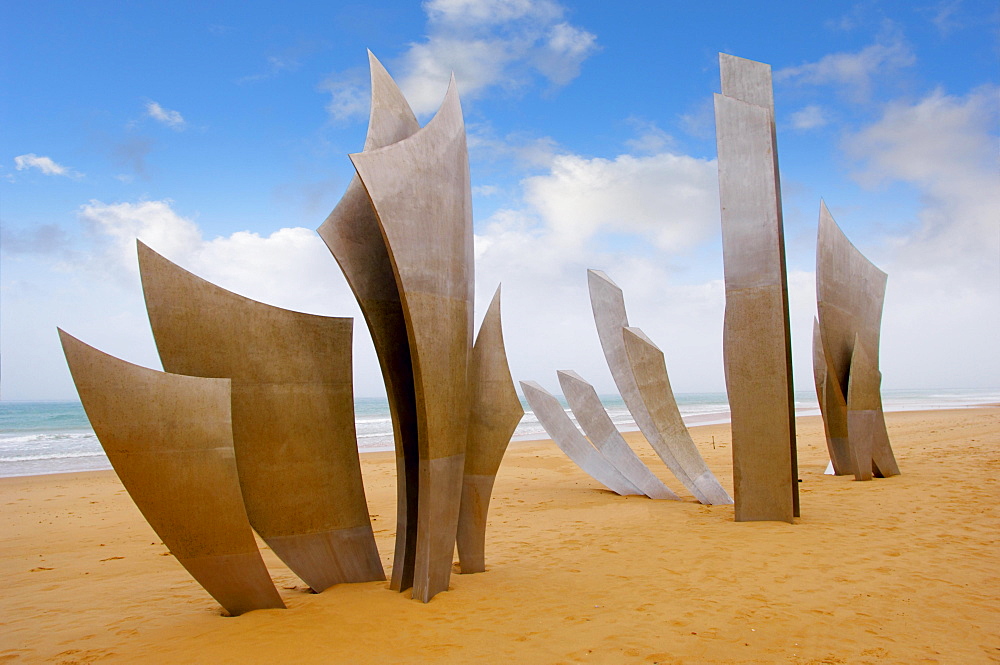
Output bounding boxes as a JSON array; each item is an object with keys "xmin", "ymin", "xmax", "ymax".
[{"xmin": 58, "ymin": 51, "xmax": 896, "ymax": 616}]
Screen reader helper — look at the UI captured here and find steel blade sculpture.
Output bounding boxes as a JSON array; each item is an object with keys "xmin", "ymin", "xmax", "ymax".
[
  {"xmin": 347, "ymin": 72, "xmax": 474, "ymax": 603},
  {"xmin": 520, "ymin": 381, "xmax": 643, "ymax": 496},
  {"xmin": 588, "ymin": 269, "xmax": 731, "ymax": 505},
  {"xmin": 138, "ymin": 242, "xmax": 384, "ymax": 592},
  {"xmin": 317, "ymin": 51, "xmax": 422, "ymax": 593},
  {"xmin": 713, "ymin": 53, "xmax": 798, "ymax": 522},
  {"xmin": 59, "ymin": 52, "xmax": 512, "ymax": 611},
  {"xmin": 457, "ymin": 286, "xmax": 524, "ymax": 574},
  {"xmin": 557, "ymin": 370, "xmax": 678, "ymax": 500},
  {"xmin": 54, "ymin": 48, "xmax": 912, "ymax": 617},
  {"xmin": 815, "ymin": 201, "xmax": 899, "ymax": 479},
  {"xmin": 58, "ymin": 330, "xmax": 285, "ymax": 616},
  {"xmin": 621, "ymin": 327, "xmax": 732, "ymax": 505},
  {"xmin": 813, "ymin": 318, "xmax": 852, "ymax": 474}
]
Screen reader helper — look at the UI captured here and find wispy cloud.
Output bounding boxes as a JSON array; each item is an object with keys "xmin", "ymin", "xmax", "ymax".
[
  {"xmin": 145, "ymin": 101, "xmax": 186, "ymax": 130},
  {"xmin": 322, "ymin": 0, "xmax": 598, "ymax": 120},
  {"xmin": 845, "ymin": 85, "xmax": 999, "ymax": 270},
  {"xmin": 239, "ymin": 41, "xmax": 325, "ymax": 84},
  {"xmin": 842, "ymin": 85, "xmax": 1000, "ymax": 388},
  {"xmin": 318, "ymin": 67, "xmax": 371, "ymax": 122},
  {"xmin": 624, "ymin": 119, "xmax": 676, "ymax": 155},
  {"xmin": 789, "ymin": 105, "xmax": 828, "ymax": 130},
  {"xmin": 775, "ymin": 26, "xmax": 915, "ymax": 101},
  {"xmin": 13, "ymin": 153, "xmax": 82, "ymax": 178},
  {"xmin": 239, "ymin": 54, "xmax": 301, "ymax": 84},
  {"xmin": 926, "ymin": 0, "xmax": 964, "ymax": 35}
]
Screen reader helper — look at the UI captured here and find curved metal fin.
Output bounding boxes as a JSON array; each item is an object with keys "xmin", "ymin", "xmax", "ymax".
[
  {"xmin": 621, "ymin": 327, "xmax": 732, "ymax": 505},
  {"xmin": 318, "ymin": 51, "xmax": 422, "ymax": 593},
  {"xmin": 458, "ymin": 285, "xmax": 524, "ymax": 573},
  {"xmin": 350, "ymin": 74, "xmax": 473, "ymax": 603},
  {"xmin": 558, "ymin": 369, "xmax": 678, "ymax": 501},
  {"xmin": 58, "ymin": 329, "xmax": 284, "ymax": 615},
  {"xmin": 520, "ymin": 380, "xmax": 643, "ymax": 496},
  {"xmin": 138, "ymin": 241, "xmax": 383, "ymax": 593}
]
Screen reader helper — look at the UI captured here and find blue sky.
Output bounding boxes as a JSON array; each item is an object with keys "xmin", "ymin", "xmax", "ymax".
[{"xmin": 3, "ymin": 0, "xmax": 998, "ymax": 400}]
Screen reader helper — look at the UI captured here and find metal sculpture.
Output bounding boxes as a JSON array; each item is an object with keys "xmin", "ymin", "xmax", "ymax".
[
  {"xmin": 520, "ymin": 380, "xmax": 643, "ymax": 496},
  {"xmin": 318, "ymin": 51, "xmax": 422, "ymax": 593},
  {"xmin": 457, "ymin": 286, "xmax": 524, "ymax": 574},
  {"xmin": 846, "ymin": 337, "xmax": 878, "ymax": 480},
  {"xmin": 350, "ymin": 75, "xmax": 474, "ymax": 603},
  {"xmin": 621, "ymin": 328, "xmax": 732, "ymax": 505},
  {"xmin": 815, "ymin": 201, "xmax": 899, "ymax": 479},
  {"xmin": 588, "ymin": 269, "xmax": 730, "ymax": 505},
  {"xmin": 812, "ymin": 318, "xmax": 852, "ymax": 475},
  {"xmin": 714, "ymin": 52, "xmax": 798, "ymax": 522},
  {"xmin": 138, "ymin": 242, "xmax": 384, "ymax": 593},
  {"xmin": 58, "ymin": 329, "xmax": 285, "ymax": 616},
  {"xmin": 557, "ymin": 370, "xmax": 678, "ymax": 500}
]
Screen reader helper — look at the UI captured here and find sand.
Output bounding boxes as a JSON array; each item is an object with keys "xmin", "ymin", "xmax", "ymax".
[{"xmin": 1, "ymin": 407, "xmax": 998, "ymax": 664}]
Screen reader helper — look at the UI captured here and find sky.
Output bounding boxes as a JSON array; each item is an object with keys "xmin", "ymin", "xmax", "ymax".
[{"xmin": 2, "ymin": 0, "xmax": 998, "ymax": 401}]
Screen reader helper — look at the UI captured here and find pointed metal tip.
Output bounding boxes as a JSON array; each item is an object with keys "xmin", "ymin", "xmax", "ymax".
[
  {"xmin": 623, "ymin": 326, "xmax": 660, "ymax": 351},
  {"xmin": 556, "ymin": 369, "xmax": 585, "ymax": 383}
]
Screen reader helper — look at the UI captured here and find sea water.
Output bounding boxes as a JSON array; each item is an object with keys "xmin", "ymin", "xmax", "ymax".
[{"xmin": 2, "ymin": 388, "xmax": 997, "ymax": 479}]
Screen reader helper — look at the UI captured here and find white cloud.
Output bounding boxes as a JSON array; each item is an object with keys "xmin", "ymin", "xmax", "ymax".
[
  {"xmin": 424, "ymin": 0, "xmax": 556, "ymax": 25},
  {"xmin": 532, "ymin": 21, "xmax": 598, "ymax": 85},
  {"xmin": 624, "ymin": 119, "xmax": 676, "ymax": 154},
  {"xmin": 520, "ymin": 151, "xmax": 719, "ymax": 252},
  {"xmin": 76, "ymin": 199, "xmax": 353, "ymax": 315},
  {"xmin": 14, "ymin": 153, "xmax": 81, "ymax": 178},
  {"xmin": 79, "ymin": 199, "xmax": 202, "ymax": 275},
  {"xmin": 321, "ymin": 1, "xmax": 597, "ymax": 120},
  {"xmin": 789, "ymin": 105, "xmax": 828, "ymax": 130},
  {"xmin": 473, "ymin": 184, "xmax": 499, "ymax": 196},
  {"xmin": 845, "ymin": 86, "xmax": 999, "ymax": 271},
  {"xmin": 319, "ymin": 68, "xmax": 371, "ymax": 122},
  {"xmin": 840, "ymin": 85, "xmax": 1000, "ymax": 388},
  {"xmin": 471, "ymin": 142, "xmax": 727, "ymax": 394},
  {"xmin": 466, "ymin": 123, "xmax": 562, "ymax": 168},
  {"xmin": 4, "ymin": 197, "xmax": 374, "ymax": 400},
  {"xmin": 927, "ymin": 0, "xmax": 963, "ymax": 35},
  {"xmin": 775, "ymin": 30, "xmax": 915, "ymax": 101},
  {"xmin": 145, "ymin": 101, "xmax": 186, "ymax": 129},
  {"xmin": 475, "ymin": 213, "xmax": 729, "ymax": 395}
]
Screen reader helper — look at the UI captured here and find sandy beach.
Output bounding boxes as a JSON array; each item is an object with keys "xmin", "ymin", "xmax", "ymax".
[{"xmin": 2, "ymin": 407, "xmax": 998, "ymax": 664}]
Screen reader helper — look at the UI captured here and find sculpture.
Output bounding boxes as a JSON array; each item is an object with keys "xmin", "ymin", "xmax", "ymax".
[
  {"xmin": 588, "ymin": 269, "xmax": 730, "ymax": 505},
  {"xmin": 58, "ymin": 329, "xmax": 285, "ymax": 616},
  {"xmin": 846, "ymin": 334, "xmax": 900, "ymax": 480},
  {"xmin": 812, "ymin": 318, "xmax": 852, "ymax": 474},
  {"xmin": 713, "ymin": 53, "xmax": 798, "ymax": 522},
  {"xmin": 349, "ymin": 74, "xmax": 474, "ymax": 603},
  {"xmin": 457, "ymin": 286, "xmax": 524, "ymax": 574},
  {"xmin": 139, "ymin": 242, "xmax": 384, "ymax": 592},
  {"xmin": 520, "ymin": 380, "xmax": 643, "ymax": 496},
  {"xmin": 317, "ymin": 51, "xmax": 422, "ymax": 593},
  {"xmin": 557, "ymin": 370, "xmax": 678, "ymax": 500},
  {"xmin": 815, "ymin": 201, "xmax": 899, "ymax": 480},
  {"xmin": 621, "ymin": 327, "xmax": 732, "ymax": 505}
]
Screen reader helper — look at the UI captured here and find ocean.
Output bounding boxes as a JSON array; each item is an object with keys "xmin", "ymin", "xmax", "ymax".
[{"xmin": 1, "ymin": 388, "xmax": 997, "ymax": 479}]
